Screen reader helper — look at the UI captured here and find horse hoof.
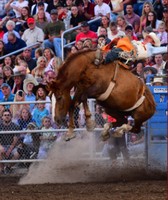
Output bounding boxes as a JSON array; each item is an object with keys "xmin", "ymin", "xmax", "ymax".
[
  {"xmin": 64, "ymin": 133, "xmax": 76, "ymax": 142},
  {"xmin": 86, "ymin": 120, "xmax": 96, "ymax": 132}
]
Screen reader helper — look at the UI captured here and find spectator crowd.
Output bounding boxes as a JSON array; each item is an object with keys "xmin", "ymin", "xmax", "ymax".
[{"xmin": 0, "ymin": 0, "xmax": 167, "ymax": 174}]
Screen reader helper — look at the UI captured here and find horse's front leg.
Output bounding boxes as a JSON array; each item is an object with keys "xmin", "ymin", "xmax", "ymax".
[
  {"xmin": 64, "ymin": 103, "xmax": 76, "ymax": 141},
  {"xmin": 83, "ymin": 100, "xmax": 96, "ymax": 132}
]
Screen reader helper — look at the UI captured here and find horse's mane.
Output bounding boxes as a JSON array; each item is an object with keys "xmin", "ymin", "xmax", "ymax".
[{"xmin": 58, "ymin": 49, "xmax": 96, "ymax": 76}]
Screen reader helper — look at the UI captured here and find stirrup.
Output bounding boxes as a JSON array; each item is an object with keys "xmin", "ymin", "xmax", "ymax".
[{"xmin": 118, "ymin": 50, "xmax": 136, "ymax": 64}]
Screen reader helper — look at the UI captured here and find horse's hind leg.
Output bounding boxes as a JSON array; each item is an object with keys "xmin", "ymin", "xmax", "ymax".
[{"xmin": 83, "ymin": 100, "xmax": 96, "ymax": 132}]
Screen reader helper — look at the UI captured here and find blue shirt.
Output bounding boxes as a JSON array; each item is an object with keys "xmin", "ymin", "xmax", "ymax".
[
  {"xmin": 0, "ymin": 93, "xmax": 15, "ymax": 108},
  {"xmin": 25, "ymin": 93, "xmax": 36, "ymax": 112},
  {"xmin": 32, "ymin": 108, "xmax": 49, "ymax": 128}
]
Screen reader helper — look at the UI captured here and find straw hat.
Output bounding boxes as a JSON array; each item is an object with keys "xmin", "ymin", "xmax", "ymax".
[
  {"xmin": 152, "ymin": 77, "xmax": 164, "ymax": 85},
  {"xmin": 23, "ymin": 77, "xmax": 39, "ymax": 94},
  {"xmin": 145, "ymin": 32, "xmax": 161, "ymax": 47}
]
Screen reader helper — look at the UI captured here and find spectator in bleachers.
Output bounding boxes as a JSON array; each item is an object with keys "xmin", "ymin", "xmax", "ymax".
[
  {"xmin": 34, "ymin": 9, "xmax": 49, "ymax": 31},
  {"xmin": 23, "ymin": 76, "xmax": 38, "ymax": 112},
  {"xmin": 4, "ymin": 31, "xmax": 26, "ymax": 55},
  {"xmin": 11, "ymin": 71, "xmax": 25, "ymax": 94},
  {"xmin": 108, "ymin": 21, "xmax": 125, "ymax": 41},
  {"xmin": 162, "ymin": 7, "xmax": 168, "ymax": 31},
  {"xmin": 75, "ymin": 39, "xmax": 83, "ymax": 50},
  {"xmin": 116, "ymin": 15, "xmax": 128, "ymax": 32},
  {"xmin": 152, "ymin": 54, "xmax": 166, "ymax": 75},
  {"xmin": 0, "ymin": 83, "xmax": 15, "ymax": 109},
  {"xmin": 3, "ymin": 20, "xmax": 20, "ymax": 44},
  {"xmin": 5, "ymin": 0, "xmax": 29, "ymax": 19},
  {"xmin": 143, "ymin": 65, "xmax": 158, "ymax": 83},
  {"xmin": 109, "ymin": 0, "xmax": 124, "ymax": 22},
  {"xmin": 43, "ymin": 9, "xmax": 65, "ymax": 59},
  {"xmin": 70, "ymin": 6, "xmax": 86, "ymax": 28},
  {"xmin": 124, "ymin": 25, "xmax": 138, "ymax": 41},
  {"xmin": 3, "ymin": 66, "xmax": 14, "ymax": 90},
  {"xmin": 157, "ymin": 22, "xmax": 168, "ymax": 46},
  {"xmin": 152, "ymin": 77, "xmax": 165, "ymax": 86},
  {"xmin": 0, "ymin": 40, "xmax": 6, "ymax": 68},
  {"xmin": 43, "ymin": 47, "xmax": 55, "ymax": 72},
  {"xmin": 34, "ymin": 1, "xmax": 51, "ymax": 23},
  {"xmin": 31, "ymin": 0, "xmax": 48, "ymax": 16},
  {"xmin": 75, "ymin": 21, "xmax": 98, "ymax": 48},
  {"xmin": 3, "ymin": 56, "xmax": 14, "ymax": 69},
  {"xmin": 38, "ymin": 116, "xmax": 57, "ymax": 159},
  {"xmin": 83, "ymin": 38, "xmax": 93, "ymax": 49},
  {"xmin": 31, "ymin": 56, "xmax": 47, "ymax": 83},
  {"xmin": 33, "ymin": 83, "xmax": 51, "ymax": 114},
  {"xmin": 34, "ymin": 47, "xmax": 43, "ymax": 61},
  {"xmin": 65, "ymin": 0, "xmax": 74, "ymax": 11},
  {"xmin": 97, "ymin": 27, "xmax": 111, "ymax": 44},
  {"xmin": 0, "ymin": 109, "xmax": 20, "ymax": 174},
  {"xmin": 94, "ymin": 0, "xmax": 111, "ymax": 19},
  {"xmin": 81, "ymin": 0, "xmax": 95, "ymax": 21},
  {"xmin": 124, "ymin": 4, "xmax": 140, "ymax": 33},
  {"xmin": 22, "ymin": 48, "xmax": 36, "ymax": 72},
  {"xmin": 47, "ymin": 0, "xmax": 64, "ymax": 13},
  {"xmin": 50, "ymin": 56, "xmax": 62, "ymax": 74},
  {"xmin": 97, "ymin": 16, "xmax": 110, "ymax": 37},
  {"xmin": 70, "ymin": 45, "xmax": 78, "ymax": 54},
  {"xmin": 132, "ymin": 61, "xmax": 145, "ymax": 79},
  {"xmin": 0, "ymin": 73, "xmax": 4, "ymax": 100},
  {"xmin": 17, "ymin": 6, "xmax": 30, "ymax": 34},
  {"xmin": 10, "ymin": 89, "xmax": 29, "ymax": 122},
  {"xmin": 146, "ymin": 11, "xmax": 163, "ymax": 33},
  {"xmin": 21, "ymin": 17, "xmax": 44, "ymax": 47},
  {"xmin": 44, "ymin": 70, "xmax": 57, "ymax": 84},
  {"xmin": 0, "ymin": 0, "xmax": 8, "ymax": 18},
  {"xmin": 32, "ymin": 98, "xmax": 49, "ymax": 128},
  {"xmin": 139, "ymin": 2, "xmax": 154, "ymax": 33},
  {"xmin": 17, "ymin": 107, "xmax": 35, "ymax": 130}
]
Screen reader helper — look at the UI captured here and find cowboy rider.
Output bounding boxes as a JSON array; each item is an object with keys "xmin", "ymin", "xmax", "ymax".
[{"xmin": 95, "ymin": 32, "xmax": 167, "ymax": 65}]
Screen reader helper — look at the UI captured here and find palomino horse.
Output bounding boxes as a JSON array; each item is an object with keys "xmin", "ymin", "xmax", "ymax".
[{"xmin": 48, "ymin": 50, "xmax": 156, "ymax": 140}]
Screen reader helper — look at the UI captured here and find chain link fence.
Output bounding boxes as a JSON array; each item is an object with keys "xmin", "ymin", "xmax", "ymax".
[{"xmin": 0, "ymin": 100, "xmax": 145, "ymax": 175}]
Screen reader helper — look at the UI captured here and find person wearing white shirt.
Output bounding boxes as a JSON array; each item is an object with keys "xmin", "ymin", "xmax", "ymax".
[
  {"xmin": 5, "ymin": 0, "xmax": 28, "ymax": 18},
  {"xmin": 94, "ymin": 0, "xmax": 111, "ymax": 19}
]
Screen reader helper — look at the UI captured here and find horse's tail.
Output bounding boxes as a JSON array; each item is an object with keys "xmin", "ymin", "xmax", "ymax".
[{"xmin": 144, "ymin": 86, "xmax": 156, "ymax": 112}]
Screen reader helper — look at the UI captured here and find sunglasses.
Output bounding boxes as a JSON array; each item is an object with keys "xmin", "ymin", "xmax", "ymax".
[{"xmin": 3, "ymin": 114, "xmax": 11, "ymax": 117}]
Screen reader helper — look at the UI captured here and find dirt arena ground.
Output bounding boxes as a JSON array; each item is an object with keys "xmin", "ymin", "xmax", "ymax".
[{"xmin": 0, "ymin": 173, "xmax": 167, "ymax": 200}]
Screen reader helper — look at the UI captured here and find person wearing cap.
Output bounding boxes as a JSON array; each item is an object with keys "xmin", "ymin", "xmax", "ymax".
[
  {"xmin": 75, "ymin": 21, "xmax": 98, "ymax": 48},
  {"xmin": 5, "ymin": 0, "xmax": 28, "ymax": 18},
  {"xmin": 143, "ymin": 65, "xmax": 158, "ymax": 83},
  {"xmin": 11, "ymin": 71, "xmax": 25, "ymax": 94},
  {"xmin": 21, "ymin": 17, "xmax": 44, "ymax": 47},
  {"xmin": 43, "ymin": 9, "xmax": 65, "ymax": 59},
  {"xmin": 4, "ymin": 31, "xmax": 26, "ymax": 55},
  {"xmin": 0, "ymin": 83, "xmax": 15, "ymax": 109},
  {"xmin": 125, "ymin": 25, "xmax": 138, "ymax": 41}
]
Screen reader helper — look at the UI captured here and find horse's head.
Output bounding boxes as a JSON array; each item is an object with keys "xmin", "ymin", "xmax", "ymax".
[{"xmin": 48, "ymin": 80, "xmax": 71, "ymax": 125}]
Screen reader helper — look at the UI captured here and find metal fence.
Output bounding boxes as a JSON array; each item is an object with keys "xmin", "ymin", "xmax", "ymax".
[{"xmin": 0, "ymin": 99, "xmax": 145, "ymax": 175}]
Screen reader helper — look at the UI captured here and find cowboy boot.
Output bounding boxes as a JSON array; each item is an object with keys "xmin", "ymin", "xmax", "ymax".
[{"xmin": 94, "ymin": 49, "xmax": 103, "ymax": 66}]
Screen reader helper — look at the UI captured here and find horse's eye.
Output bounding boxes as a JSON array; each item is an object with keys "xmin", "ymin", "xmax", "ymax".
[{"xmin": 57, "ymin": 96, "xmax": 62, "ymax": 101}]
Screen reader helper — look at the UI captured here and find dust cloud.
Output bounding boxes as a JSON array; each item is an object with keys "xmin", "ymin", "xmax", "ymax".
[{"xmin": 19, "ymin": 133, "xmax": 147, "ymax": 185}]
